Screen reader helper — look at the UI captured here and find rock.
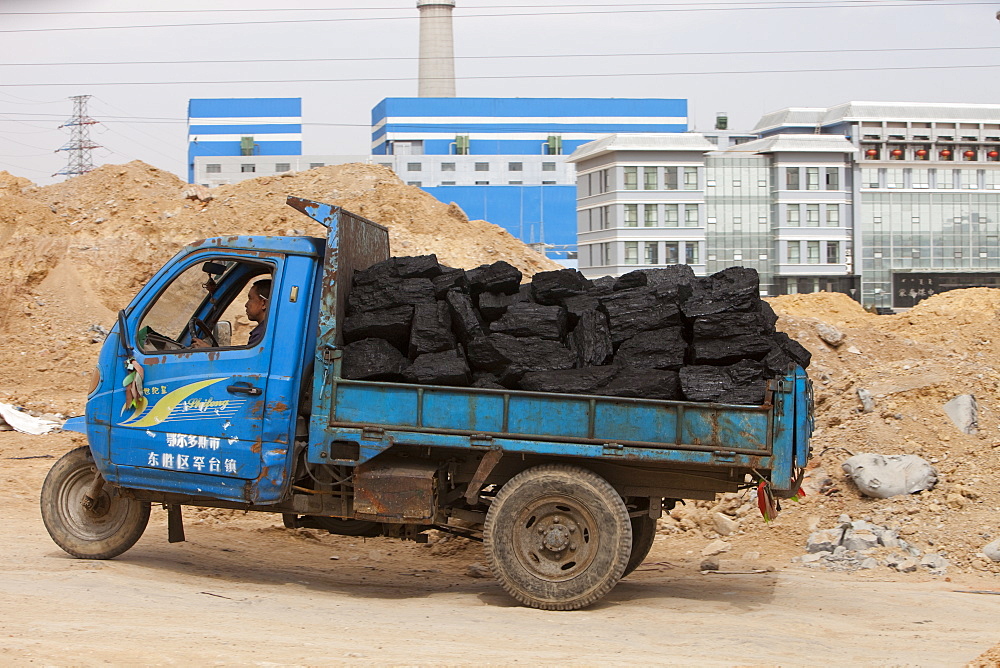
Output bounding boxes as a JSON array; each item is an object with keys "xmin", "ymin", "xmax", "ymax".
[
  {"xmin": 857, "ymin": 388, "xmax": 875, "ymax": 413},
  {"xmin": 701, "ymin": 540, "xmax": 731, "ymax": 557},
  {"xmin": 983, "ymin": 539, "xmax": 1000, "ymax": 562},
  {"xmin": 859, "ymin": 558, "xmax": 878, "ymax": 570},
  {"xmin": 842, "ymin": 529, "xmax": 880, "ymax": 552},
  {"xmin": 700, "ymin": 557, "xmax": 720, "ymax": 571},
  {"xmin": 841, "ymin": 453, "xmax": 938, "ymax": 498},
  {"xmin": 945, "ymin": 492, "xmax": 966, "ymax": 510},
  {"xmin": 712, "ymin": 512, "xmax": 738, "ymax": 537},
  {"xmin": 466, "ymin": 562, "xmax": 492, "ymax": 578},
  {"xmin": 943, "ymin": 394, "xmax": 978, "ymax": 434},
  {"xmin": 815, "ymin": 322, "xmax": 845, "ymax": 347},
  {"xmin": 920, "ymin": 554, "xmax": 948, "ymax": 571},
  {"xmin": 893, "ymin": 558, "xmax": 918, "ymax": 573},
  {"xmin": 806, "ymin": 529, "xmax": 840, "ymax": 553},
  {"xmin": 801, "ymin": 552, "xmax": 829, "ymax": 564}
]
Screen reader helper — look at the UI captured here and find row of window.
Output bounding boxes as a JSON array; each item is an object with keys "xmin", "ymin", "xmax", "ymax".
[
  {"xmin": 405, "ymin": 161, "xmax": 558, "ymax": 172},
  {"xmin": 862, "ymin": 168, "xmax": 1000, "ymax": 190},
  {"xmin": 870, "ymin": 248, "xmax": 994, "ymax": 259},
  {"xmin": 623, "ymin": 166, "xmax": 700, "ymax": 191},
  {"xmin": 587, "ymin": 241, "xmax": 701, "ymax": 267},
  {"xmin": 406, "ymin": 181, "xmax": 558, "ymax": 186},
  {"xmin": 583, "ymin": 204, "xmax": 703, "ymax": 230},
  {"xmin": 786, "ymin": 240, "xmax": 842, "ymax": 264},
  {"xmin": 784, "ymin": 203, "xmax": 841, "ymax": 227},
  {"xmin": 783, "ymin": 167, "xmax": 842, "ymax": 191},
  {"xmin": 205, "ymin": 163, "xmax": 326, "ymax": 174}
]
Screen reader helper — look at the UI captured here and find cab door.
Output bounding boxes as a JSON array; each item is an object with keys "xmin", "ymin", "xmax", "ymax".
[{"xmin": 108, "ymin": 252, "xmax": 296, "ymax": 503}]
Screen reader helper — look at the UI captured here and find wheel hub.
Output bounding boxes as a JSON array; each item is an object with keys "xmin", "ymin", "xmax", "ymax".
[{"xmin": 541, "ymin": 522, "xmax": 572, "ymax": 552}]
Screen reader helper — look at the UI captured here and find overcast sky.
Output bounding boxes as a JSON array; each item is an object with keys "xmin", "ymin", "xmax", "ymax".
[{"xmin": 2, "ymin": 0, "xmax": 999, "ymax": 186}]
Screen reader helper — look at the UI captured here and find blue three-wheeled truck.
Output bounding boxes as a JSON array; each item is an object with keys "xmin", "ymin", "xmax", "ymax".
[{"xmin": 41, "ymin": 197, "xmax": 812, "ymax": 610}]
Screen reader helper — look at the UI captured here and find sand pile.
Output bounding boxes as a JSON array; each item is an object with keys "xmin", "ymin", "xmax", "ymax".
[{"xmin": 0, "ymin": 162, "xmax": 559, "ymax": 405}]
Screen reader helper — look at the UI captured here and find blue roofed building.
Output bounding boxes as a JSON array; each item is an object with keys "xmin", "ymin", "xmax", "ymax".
[{"xmin": 187, "ymin": 98, "xmax": 302, "ymax": 183}]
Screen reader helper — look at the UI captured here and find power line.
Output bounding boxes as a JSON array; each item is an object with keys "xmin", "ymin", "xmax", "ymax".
[
  {"xmin": 2, "ymin": 45, "xmax": 999, "ymax": 68},
  {"xmin": 0, "ymin": 2, "xmax": 993, "ymax": 33},
  {"xmin": 3, "ymin": 62, "xmax": 1000, "ymax": 88}
]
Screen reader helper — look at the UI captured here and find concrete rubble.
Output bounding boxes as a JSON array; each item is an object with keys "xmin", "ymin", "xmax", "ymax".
[
  {"xmin": 795, "ymin": 515, "xmax": 949, "ymax": 574},
  {"xmin": 841, "ymin": 453, "xmax": 938, "ymax": 498}
]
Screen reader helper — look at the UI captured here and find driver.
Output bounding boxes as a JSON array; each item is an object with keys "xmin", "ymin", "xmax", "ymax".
[{"xmin": 192, "ymin": 278, "xmax": 271, "ymax": 348}]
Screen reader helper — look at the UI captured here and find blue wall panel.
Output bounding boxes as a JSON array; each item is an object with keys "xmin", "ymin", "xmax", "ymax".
[
  {"xmin": 372, "ymin": 97, "xmax": 687, "ymax": 123},
  {"xmin": 422, "ymin": 185, "xmax": 578, "ymax": 249},
  {"xmin": 189, "ymin": 98, "xmax": 301, "ymax": 118}
]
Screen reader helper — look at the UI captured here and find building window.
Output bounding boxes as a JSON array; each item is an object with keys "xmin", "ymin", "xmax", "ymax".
[
  {"xmin": 241, "ymin": 164, "xmax": 255, "ymax": 173},
  {"xmin": 645, "ymin": 242, "xmax": 658, "ymax": 265},
  {"xmin": 624, "ymin": 204, "xmax": 638, "ymax": 227},
  {"xmin": 442, "ymin": 181, "xmax": 456, "ymax": 185},
  {"xmin": 887, "ymin": 168, "xmax": 904, "ymax": 189},
  {"xmin": 508, "ymin": 180, "xmax": 522, "ymax": 185},
  {"xmin": 644, "ymin": 205, "xmax": 657, "ymax": 227},
  {"xmin": 787, "ymin": 242, "xmax": 800, "ymax": 263},
  {"xmin": 643, "ymin": 167, "xmax": 657, "ymax": 190},
  {"xmin": 475, "ymin": 162, "xmax": 489, "ymax": 171},
  {"xmin": 786, "ymin": 168, "xmax": 800, "ymax": 190},
  {"xmin": 624, "ymin": 242, "xmax": 639, "ymax": 265},
  {"xmin": 275, "ymin": 163, "xmax": 290, "ymax": 173},
  {"xmin": 441, "ymin": 162, "xmax": 456, "ymax": 172},
  {"xmin": 205, "ymin": 164, "xmax": 221, "ymax": 174},
  {"xmin": 542, "ymin": 162, "xmax": 556, "ymax": 172},
  {"xmin": 624, "ymin": 167, "xmax": 638, "ymax": 190},
  {"xmin": 309, "ymin": 162, "xmax": 325, "ymax": 169},
  {"xmin": 733, "ymin": 251, "xmax": 743, "ymax": 261},
  {"xmin": 407, "ymin": 162, "xmax": 422, "ymax": 171},
  {"xmin": 664, "ymin": 167, "xmax": 678, "ymax": 190},
  {"xmin": 664, "ymin": 204, "xmax": 679, "ymax": 227},
  {"xmin": 508, "ymin": 162, "xmax": 523, "ymax": 171},
  {"xmin": 936, "ymin": 169, "xmax": 954, "ymax": 189},
  {"xmin": 786, "ymin": 204, "xmax": 800, "ymax": 226},
  {"xmin": 684, "ymin": 204, "xmax": 699, "ymax": 227},
  {"xmin": 806, "ymin": 167, "xmax": 820, "ymax": 190},
  {"xmin": 911, "ymin": 168, "xmax": 930, "ymax": 189},
  {"xmin": 826, "ymin": 205, "xmax": 840, "ymax": 226},
  {"xmin": 665, "ymin": 242, "xmax": 679, "ymax": 264},
  {"xmin": 863, "ymin": 168, "xmax": 879, "ymax": 188},
  {"xmin": 407, "ymin": 181, "xmax": 422, "ymax": 186},
  {"xmin": 807, "ymin": 241, "xmax": 820, "ymax": 264},
  {"xmin": 542, "ymin": 180, "xmax": 556, "ymax": 185},
  {"xmin": 825, "ymin": 168, "xmax": 839, "ymax": 190},
  {"xmin": 806, "ymin": 204, "xmax": 820, "ymax": 227},
  {"xmin": 684, "ymin": 242, "xmax": 699, "ymax": 265},
  {"xmin": 683, "ymin": 167, "xmax": 698, "ymax": 190},
  {"xmin": 603, "ymin": 243, "xmax": 612, "ymax": 266},
  {"xmin": 475, "ymin": 180, "xmax": 489, "ymax": 185},
  {"xmin": 827, "ymin": 241, "xmax": 840, "ymax": 264}
]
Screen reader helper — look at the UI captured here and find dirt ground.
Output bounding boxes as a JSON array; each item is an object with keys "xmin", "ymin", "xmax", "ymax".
[
  {"xmin": 2, "ymin": 163, "xmax": 1000, "ymax": 666},
  {"xmin": 2, "ymin": 431, "xmax": 998, "ymax": 667}
]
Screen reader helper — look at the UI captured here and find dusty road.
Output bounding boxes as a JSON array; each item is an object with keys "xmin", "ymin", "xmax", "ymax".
[{"xmin": 2, "ymin": 433, "xmax": 999, "ymax": 667}]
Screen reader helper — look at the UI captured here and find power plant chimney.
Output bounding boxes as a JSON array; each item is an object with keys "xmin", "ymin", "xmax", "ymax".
[{"xmin": 417, "ymin": 0, "xmax": 456, "ymax": 97}]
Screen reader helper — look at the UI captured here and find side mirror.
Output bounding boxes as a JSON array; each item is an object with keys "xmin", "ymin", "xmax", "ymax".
[
  {"xmin": 214, "ymin": 321, "xmax": 232, "ymax": 348},
  {"xmin": 117, "ymin": 310, "xmax": 134, "ymax": 357}
]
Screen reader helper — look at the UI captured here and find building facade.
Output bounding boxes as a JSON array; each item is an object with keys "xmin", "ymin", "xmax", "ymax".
[{"xmin": 572, "ymin": 102, "xmax": 1000, "ymax": 308}]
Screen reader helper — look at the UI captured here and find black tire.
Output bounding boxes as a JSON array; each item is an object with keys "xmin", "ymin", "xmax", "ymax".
[
  {"xmin": 483, "ymin": 464, "xmax": 632, "ymax": 611},
  {"xmin": 40, "ymin": 446, "xmax": 150, "ymax": 559},
  {"xmin": 622, "ymin": 515, "xmax": 657, "ymax": 577}
]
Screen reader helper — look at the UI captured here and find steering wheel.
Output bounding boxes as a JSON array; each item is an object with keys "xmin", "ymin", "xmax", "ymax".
[{"xmin": 188, "ymin": 317, "xmax": 218, "ymax": 348}]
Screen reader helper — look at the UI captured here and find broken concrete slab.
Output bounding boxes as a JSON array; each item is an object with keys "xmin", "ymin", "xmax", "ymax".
[
  {"xmin": 815, "ymin": 322, "xmax": 845, "ymax": 347},
  {"xmin": 943, "ymin": 394, "xmax": 978, "ymax": 434}
]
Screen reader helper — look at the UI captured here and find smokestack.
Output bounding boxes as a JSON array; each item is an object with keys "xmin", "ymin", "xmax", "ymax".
[{"xmin": 417, "ymin": 0, "xmax": 456, "ymax": 97}]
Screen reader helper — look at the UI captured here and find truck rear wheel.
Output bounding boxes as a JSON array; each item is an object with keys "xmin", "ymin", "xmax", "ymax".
[
  {"xmin": 483, "ymin": 464, "xmax": 631, "ymax": 610},
  {"xmin": 40, "ymin": 446, "xmax": 150, "ymax": 559},
  {"xmin": 623, "ymin": 515, "xmax": 657, "ymax": 577}
]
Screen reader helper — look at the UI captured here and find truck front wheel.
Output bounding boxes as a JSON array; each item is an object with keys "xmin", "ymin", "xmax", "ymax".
[
  {"xmin": 40, "ymin": 446, "xmax": 150, "ymax": 559},
  {"xmin": 483, "ymin": 464, "xmax": 632, "ymax": 610}
]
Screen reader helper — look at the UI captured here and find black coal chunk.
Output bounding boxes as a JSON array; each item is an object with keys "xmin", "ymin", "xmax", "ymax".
[
  {"xmin": 599, "ymin": 288, "xmax": 682, "ymax": 345},
  {"xmin": 680, "ymin": 360, "xmax": 767, "ymax": 405},
  {"xmin": 490, "ymin": 302, "xmax": 567, "ymax": 341},
  {"xmin": 688, "ymin": 334, "xmax": 773, "ymax": 365},
  {"xmin": 762, "ymin": 342, "xmax": 793, "ymax": 377},
  {"xmin": 519, "ymin": 366, "xmax": 617, "ymax": 394},
  {"xmin": 466, "ymin": 334, "xmax": 575, "ymax": 383},
  {"xmin": 432, "ymin": 267, "xmax": 468, "ymax": 297},
  {"xmin": 465, "ymin": 261, "xmax": 522, "ymax": 295},
  {"xmin": 692, "ymin": 312, "xmax": 773, "ymax": 339},
  {"xmin": 347, "ymin": 277, "xmax": 436, "ymax": 313},
  {"xmin": 599, "ymin": 367, "xmax": 681, "ymax": 400},
  {"xmin": 615, "ymin": 327, "xmax": 687, "ymax": 370},
  {"xmin": 404, "ymin": 349, "xmax": 470, "ymax": 386},
  {"xmin": 471, "ymin": 372, "xmax": 506, "ymax": 390},
  {"xmin": 563, "ymin": 293, "xmax": 600, "ymax": 327},
  {"xmin": 395, "ymin": 254, "xmax": 441, "ymax": 279},
  {"xmin": 478, "ymin": 290, "xmax": 519, "ymax": 322},
  {"xmin": 568, "ymin": 309, "xmax": 613, "ymax": 367},
  {"xmin": 342, "ymin": 305, "xmax": 413, "ymax": 352},
  {"xmin": 342, "ymin": 338, "xmax": 410, "ymax": 381},
  {"xmin": 530, "ymin": 268, "xmax": 591, "ymax": 305},
  {"xmin": 590, "ymin": 276, "xmax": 617, "ymax": 295},
  {"xmin": 681, "ymin": 267, "xmax": 761, "ymax": 318},
  {"xmin": 760, "ymin": 301, "xmax": 779, "ymax": 333},
  {"xmin": 772, "ymin": 332, "xmax": 812, "ymax": 369},
  {"xmin": 408, "ymin": 301, "xmax": 456, "ymax": 357},
  {"xmin": 353, "ymin": 257, "xmax": 399, "ymax": 286},
  {"xmin": 445, "ymin": 290, "xmax": 485, "ymax": 344}
]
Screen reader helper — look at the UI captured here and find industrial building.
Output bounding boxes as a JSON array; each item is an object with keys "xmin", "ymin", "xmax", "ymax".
[{"xmin": 570, "ymin": 101, "xmax": 1000, "ymax": 308}]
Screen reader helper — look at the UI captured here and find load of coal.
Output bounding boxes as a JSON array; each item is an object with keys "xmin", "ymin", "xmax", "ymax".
[{"xmin": 341, "ymin": 256, "xmax": 810, "ymax": 405}]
